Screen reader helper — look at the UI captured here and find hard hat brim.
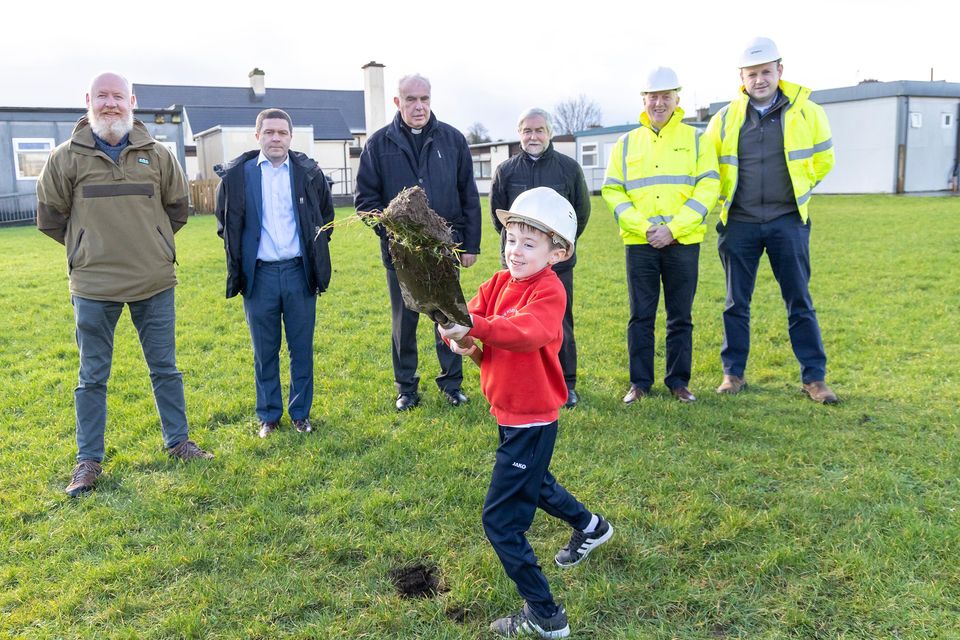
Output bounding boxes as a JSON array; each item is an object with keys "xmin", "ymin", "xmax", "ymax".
[{"xmin": 495, "ymin": 209, "xmax": 575, "ymax": 260}]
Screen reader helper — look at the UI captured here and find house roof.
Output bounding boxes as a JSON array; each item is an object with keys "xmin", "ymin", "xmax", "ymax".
[
  {"xmin": 187, "ymin": 106, "xmax": 353, "ymax": 141},
  {"xmin": 708, "ymin": 80, "xmax": 960, "ymax": 115},
  {"xmin": 132, "ymin": 83, "xmax": 366, "ymax": 132},
  {"xmin": 574, "ymin": 123, "xmax": 639, "ymax": 138}
]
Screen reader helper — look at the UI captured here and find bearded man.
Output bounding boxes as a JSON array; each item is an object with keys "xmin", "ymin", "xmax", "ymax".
[{"xmin": 37, "ymin": 71, "xmax": 213, "ymax": 498}]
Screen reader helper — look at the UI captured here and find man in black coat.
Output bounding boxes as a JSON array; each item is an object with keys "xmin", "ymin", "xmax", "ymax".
[
  {"xmin": 215, "ymin": 108, "xmax": 334, "ymax": 437},
  {"xmin": 489, "ymin": 108, "xmax": 590, "ymax": 407},
  {"xmin": 356, "ymin": 74, "xmax": 481, "ymax": 411}
]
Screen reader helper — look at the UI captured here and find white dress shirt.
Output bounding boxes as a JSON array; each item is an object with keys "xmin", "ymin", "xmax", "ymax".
[{"xmin": 256, "ymin": 151, "xmax": 302, "ymax": 261}]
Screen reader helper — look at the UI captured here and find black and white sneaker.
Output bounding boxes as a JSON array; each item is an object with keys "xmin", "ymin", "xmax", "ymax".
[
  {"xmin": 489, "ymin": 603, "xmax": 570, "ymax": 638},
  {"xmin": 555, "ymin": 515, "xmax": 613, "ymax": 568}
]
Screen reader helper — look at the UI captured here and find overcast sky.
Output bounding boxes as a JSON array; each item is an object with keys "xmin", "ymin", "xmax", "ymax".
[{"xmin": 4, "ymin": 0, "xmax": 957, "ymax": 140}]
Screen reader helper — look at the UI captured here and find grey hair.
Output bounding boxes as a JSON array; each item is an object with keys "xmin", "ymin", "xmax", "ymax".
[
  {"xmin": 397, "ymin": 73, "xmax": 431, "ymax": 95},
  {"xmin": 517, "ymin": 108, "xmax": 553, "ymax": 137}
]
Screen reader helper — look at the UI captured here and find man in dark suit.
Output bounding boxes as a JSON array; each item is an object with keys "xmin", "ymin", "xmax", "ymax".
[
  {"xmin": 355, "ymin": 74, "xmax": 482, "ymax": 411},
  {"xmin": 215, "ymin": 108, "xmax": 335, "ymax": 437}
]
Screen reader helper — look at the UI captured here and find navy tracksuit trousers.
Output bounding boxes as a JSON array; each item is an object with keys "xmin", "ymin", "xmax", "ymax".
[{"xmin": 482, "ymin": 422, "xmax": 592, "ymax": 619}]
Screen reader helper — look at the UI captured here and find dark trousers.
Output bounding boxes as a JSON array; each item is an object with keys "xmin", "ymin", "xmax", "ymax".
[
  {"xmin": 717, "ymin": 213, "xmax": 827, "ymax": 383},
  {"xmin": 482, "ymin": 422, "xmax": 592, "ymax": 619},
  {"xmin": 72, "ymin": 287, "xmax": 188, "ymax": 461},
  {"xmin": 385, "ymin": 266, "xmax": 462, "ymax": 395},
  {"xmin": 242, "ymin": 258, "xmax": 317, "ymax": 423},
  {"xmin": 555, "ymin": 268, "xmax": 577, "ymax": 389},
  {"xmin": 625, "ymin": 243, "xmax": 700, "ymax": 391}
]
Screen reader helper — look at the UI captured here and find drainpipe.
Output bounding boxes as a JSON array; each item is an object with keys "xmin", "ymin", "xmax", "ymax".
[
  {"xmin": 952, "ymin": 101, "xmax": 960, "ymax": 192},
  {"xmin": 896, "ymin": 96, "xmax": 909, "ymax": 194}
]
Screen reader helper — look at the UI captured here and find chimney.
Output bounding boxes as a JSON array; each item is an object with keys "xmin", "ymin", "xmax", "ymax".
[
  {"xmin": 249, "ymin": 68, "xmax": 266, "ymax": 99},
  {"xmin": 362, "ymin": 61, "xmax": 386, "ymax": 133}
]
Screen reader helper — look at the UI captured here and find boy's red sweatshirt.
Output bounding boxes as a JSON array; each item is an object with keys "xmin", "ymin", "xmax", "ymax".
[{"xmin": 466, "ymin": 267, "xmax": 567, "ymax": 426}]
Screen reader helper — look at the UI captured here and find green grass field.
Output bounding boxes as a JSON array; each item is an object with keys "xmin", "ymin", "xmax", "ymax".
[{"xmin": 1, "ymin": 194, "xmax": 959, "ymax": 639}]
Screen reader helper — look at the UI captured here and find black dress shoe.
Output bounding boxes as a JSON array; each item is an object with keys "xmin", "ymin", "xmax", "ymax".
[
  {"xmin": 563, "ymin": 387, "xmax": 579, "ymax": 409},
  {"xmin": 442, "ymin": 389, "xmax": 468, "ymax": 406},
  {"xmin": 396, "ymin": 392, "xmax": 421, "ymax": 411}
]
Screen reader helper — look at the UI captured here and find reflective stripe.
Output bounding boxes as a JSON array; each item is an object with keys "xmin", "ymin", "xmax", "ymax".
[
  {"xmin": 787, "ymin": 138, "xmax": 834, "ymax": 161},
  {"xmin": 613, "ymin": 201, "xmax": 632, "ymax": 222},
  {"xmin": 720, "ymin": 107, "xmax": 728, "ymax": 142},
  {"xmin": 813, "ymin": 138, "xmax": 834, "ymax": 153},
  {"xmin": 797, "ymin": 188, "xmax": 813, "ymax": 206},
  {"xmin": 648, "ymin": 215, "xmax": 673, "ymax": 224},
  {"xmin": 696, "ymin": 170, "xmax": 720, "ymax": 182},
  {"xmin": 719, "ymin": 155, "xmax": 738, "ymax": 166},
  {"xmin": 603, "ymin": 177, "xmax": 624, "ymax": 187},
  {"xmin": 625, "ymin": 175, "xmax": 696, "ymax": 190},
  {"xmin": 683, "ymin": 198, "xmax": 709, "ymax": 217},
  {"xmin": 694, "ymin": 128, "xmax": 702, "ymax": 157}
]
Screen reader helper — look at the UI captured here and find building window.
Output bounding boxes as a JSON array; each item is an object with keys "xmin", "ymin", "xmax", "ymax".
[
  {"xmin": 581, "ymin": 143, "xmax": 598, "ymax": 168},
  {"xmin": 943, "ymin": 113, "xmax": 953, "ymax": 128},
  {"xmin": 12, "ymin": 138, "xmax": 55, "ymax": 180},
  {"xmin": 473, "ymin": 159, "xmax": 491, "ymax": 179}
]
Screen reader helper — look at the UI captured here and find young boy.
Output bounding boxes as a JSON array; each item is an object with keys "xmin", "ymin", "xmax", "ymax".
[{"xmin": 439, "ymin": 187, "xmax": 613, "ymax": 638}]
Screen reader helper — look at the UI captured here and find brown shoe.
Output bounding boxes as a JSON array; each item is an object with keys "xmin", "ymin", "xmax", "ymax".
[
  {"xmin": 670, "ymin": 387, "xmax": 697, "ymax": 403},
  {"xmin": 258, "ymin": 420, "xmax": 279, "ymax": 438},
  {"xmin": 716, "ymin": 375, "xmax": 747, "ymax": 395},
  {"xmin": 802, "ymin": 381, "xmax": 839, "ymax": 404},
  {"xmin": 623, "ymin": 385, "xmax": 647, "ymax": 404},
  {"xmin": 167, "ymin": 439, "xmax": 214, "ymax": 459},
  {"xmin": 293, "ymin": 418, "xmax": 312, "ymax": 433},
  {"xmin": 65, "ymin": 460, "xmax": 102, "ymax": 497}
]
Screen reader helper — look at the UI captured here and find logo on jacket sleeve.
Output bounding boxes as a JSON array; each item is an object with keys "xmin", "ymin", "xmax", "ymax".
[{"xmin": 138, "ymin": 157, "xmax": 150, "ymax": 165}]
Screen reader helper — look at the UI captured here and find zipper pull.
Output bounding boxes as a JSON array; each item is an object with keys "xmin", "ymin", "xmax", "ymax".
[{"xmin": 437, "ymin": 149, "xmax": 442, "ymax": 159}]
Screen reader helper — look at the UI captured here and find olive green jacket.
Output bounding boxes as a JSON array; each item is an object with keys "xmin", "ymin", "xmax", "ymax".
[{"xmin": 37, "ymin": 117, "xmax": 190, "ymax": 301}]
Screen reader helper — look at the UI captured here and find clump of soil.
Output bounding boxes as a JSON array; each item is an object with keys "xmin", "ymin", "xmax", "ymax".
[
  {"xmin": 368, "ymin": 187, "xmax": 471, "ymax": 326},
  {"xmin": 388, "ymin": 562, "xmax": 448, "ymax": 599}
]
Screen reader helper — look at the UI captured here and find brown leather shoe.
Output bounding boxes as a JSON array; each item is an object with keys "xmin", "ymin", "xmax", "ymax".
[
  {"xmin": 293, "ymin": 418, "xmax": 312, "ymax": 433},
  {"xmin": 716, "ymin": 375, "xmax": 747, "ymax": 395},
  {"xmin": 622, "ymin": 385, "xmax": 647, "ymax": 404},
  {"xmin": 65, "ymin": 460, "xmax": 102, "ymax": 497},
  {"xmin": 258, "ymin": 420, "xmax": 279, "ymax": 438},
  {"xmin": 802, "ymin": 380, "xmax": 839, "ymax": 404},
  {"xmin": 167, "ymin": 439, "xmax": 215, "ymax": 459},
  {"xmin": 670, "ymin": 386, "xmax": 697, "ymax": 403}
]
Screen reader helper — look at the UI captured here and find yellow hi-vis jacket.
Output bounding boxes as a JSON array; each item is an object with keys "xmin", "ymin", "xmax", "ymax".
[
  {"xmin": 602, "ymin": 108, "xmax": 720, "ymax": 245},
  {"xmin": 705, "ymin": 79, "xmax": 835, "ymax": 225}
]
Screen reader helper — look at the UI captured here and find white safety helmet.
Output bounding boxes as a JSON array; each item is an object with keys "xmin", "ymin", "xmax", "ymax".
[
  {"xmin": 739, "ymin": 36, "xmax": 781, "ymax": 68},
  {"xmin": 496, "ymin": 187, "xmax": 577, "ymax": 258},
  {"xmin": 642, "ymin": 66, "xmax": 681, "ymax": 93}
]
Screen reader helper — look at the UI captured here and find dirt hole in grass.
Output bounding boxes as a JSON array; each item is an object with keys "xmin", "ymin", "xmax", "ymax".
[
  {"xmin": 445, "ymin": 605, "xmax": 468, "ymax": 623},
  {"xmin": 388, "ymin": 563, "xmax": 448, "ymax": 599}
]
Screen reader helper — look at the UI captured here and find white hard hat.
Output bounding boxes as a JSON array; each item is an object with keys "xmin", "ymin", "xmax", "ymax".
[
  {"xmin": 496, "ymin": 187, "xmax": 577, "ymax": 257},
  {"xmin": 642, "ymin": 66, "xmax": 681, "ymax": 93},
  {"xmin": 739, "ymin": 36, "xmax": 781, "ymax": 68}
]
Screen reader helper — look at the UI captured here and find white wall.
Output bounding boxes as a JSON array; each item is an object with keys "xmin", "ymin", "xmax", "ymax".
[{"xmin": 818, "ymin": 98, "xmax": 897, "ymax": 194}]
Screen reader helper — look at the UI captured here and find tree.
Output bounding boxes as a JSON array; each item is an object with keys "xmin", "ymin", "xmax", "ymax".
[
  {"xmin": 553, "ymin": 95, "xmax": 603, "ymax": 135},
  {"xmin": 466, "ymin": 122, "xmax": 491, "ymax": 144}
]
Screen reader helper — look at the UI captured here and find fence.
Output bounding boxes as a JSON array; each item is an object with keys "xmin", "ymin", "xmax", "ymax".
[
  {"xmin": 189, "ymin": 167, "xmax": 354, "ymax": 215},
  {"xmin": 0, "ymin": 192, "xmax": 38, "ymax": 225},
  {"xmin": 189, "ymin": 180, "xmax": 219, "ymax": 215}
]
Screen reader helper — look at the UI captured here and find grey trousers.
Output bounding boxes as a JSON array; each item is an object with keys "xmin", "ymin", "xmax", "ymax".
[{"xmin": 72, "ymin": 287, "xmax": 189, "ymax": 462}]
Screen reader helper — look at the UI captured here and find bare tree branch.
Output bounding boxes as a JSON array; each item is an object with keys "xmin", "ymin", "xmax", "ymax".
[
  {"xmin": 553, "ymin": 95, "xmax": 603, "ymax": 135},
  {"xmin": 466, "ymin": 122, "xmax": 491, "ymax": 144}
]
